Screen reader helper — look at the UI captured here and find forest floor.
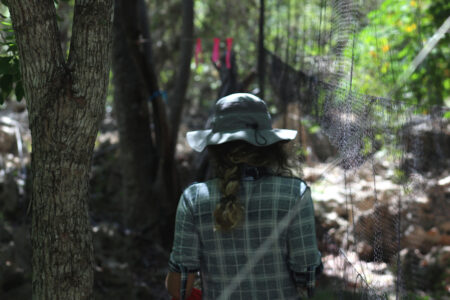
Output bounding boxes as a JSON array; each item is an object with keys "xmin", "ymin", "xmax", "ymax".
[{"xmin": 0, "ymin": 100, "xmax": 449, "ymax": 299}]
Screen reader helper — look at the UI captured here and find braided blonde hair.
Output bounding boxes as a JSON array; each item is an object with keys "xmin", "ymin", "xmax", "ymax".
[{"xmin": 208, "ymin": 141, "xmax": 292, "ymax": 231}]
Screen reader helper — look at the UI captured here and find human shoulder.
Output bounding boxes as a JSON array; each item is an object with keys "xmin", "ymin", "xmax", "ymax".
[
  {"xmin": 181, "ymin": 179, "xmax": 219, "ymax": 200},
  {"xmin": 272, "ymin": 175, "xmax": 310, "ymax": 197}
]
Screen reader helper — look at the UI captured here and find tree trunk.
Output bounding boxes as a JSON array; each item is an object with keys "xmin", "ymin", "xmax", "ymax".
[
  {"xmin": 112, "ymin": 0, "xmax": 160, "ymax": 233},
  {"xmin": 168, "ymin": 0, "xmax": 194, "ymax": 147},
  {"xmin": 258, "ymin": 0, "xmax": 265, "ymax": 99},
  {"xmin": 161, "ymin": 0, "xmax": 194, "ymax": 240},
  {"xmin": 112, "ymin": 0, "xmax": 194, "ymax": 247},
  {"xmin": 8, "ymin": 0, "xmax": 113, "ymax": 298}
]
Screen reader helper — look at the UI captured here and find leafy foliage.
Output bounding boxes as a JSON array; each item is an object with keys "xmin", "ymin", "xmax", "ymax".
[
  {"xmin": 0, "ymin": 0, "xmax": 73, "ymax": 105},
  {"xmin": 2, "ymin": 0, "xmax": 447, "ymax": 109},
  {"xmin": 353, "ymin": 0, "xmax": 450, "ymax": 107},
  {"xmin": 0, "ymin": 8, "xmax": 23, "ymax": 104}
]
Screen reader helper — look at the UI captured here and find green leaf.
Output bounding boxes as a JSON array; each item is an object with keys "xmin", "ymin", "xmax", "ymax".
[
  {"xmin": 0, "ymin": 74, "xmax": 13, "ymax": 100},
  {"xmin": 443, "ymin": 78, "xmax": 450, "ymax": 90},
  {"xmin": 15, "ymin": 82, "xmax": 24, "ymax": 102},
  {"xmin": 309, "ymin": 125, "xmax": 321, "ymax": 134},
  {"xmin": 7, "ymin": 44, "xmax": 17, "ymax": 53},
  {"xmin": 10, "ymin": 58, "xmax": 20, "ymax": 75},
  {"xmin": 0, "ymin": 56, "xmax": 11, "ymax": 74}
]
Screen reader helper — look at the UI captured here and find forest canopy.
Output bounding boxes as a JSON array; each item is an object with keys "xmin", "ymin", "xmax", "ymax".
[{"xmin": 0, "ymin": 0, "xmax": 449, "ymax": 109}]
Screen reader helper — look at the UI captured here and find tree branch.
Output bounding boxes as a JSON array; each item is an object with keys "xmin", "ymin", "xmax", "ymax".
[
  {"xmin": 7, "ymin": 0, "xmax": 64, "ymax": 93},
  {"xmin": 7, "ymin": 0, "xmax": 65, "ymax": 129},
  {"xmin": 68, "ymin": 0, "xmax": 114, "ymax": 103}
]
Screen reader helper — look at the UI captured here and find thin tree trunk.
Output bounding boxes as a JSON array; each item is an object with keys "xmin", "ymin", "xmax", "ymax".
[
  {"xmin": 258, "ymin": 0, "xmax": 265, "ymax": 99},
  {"xmin": 8, "ymin": 0, "xmax": 113, "ymax": 298},
  {"xmin": 168, "ymin": 0, "xmax": 194, "ymax": 146},
  {"xmin": 118, "ymin": 0, "xmax": 170, "ymax": 162},
  {"xmin": 113, "ymin": 0, "xmax": 194, "ymax": 247},
  {"xmin": 112, "ymin": 0, "xmax": 160, "ymax": 233},
  {"xmin": 162, "ymin": 0, "xmax": 194, "ymax": 229}
]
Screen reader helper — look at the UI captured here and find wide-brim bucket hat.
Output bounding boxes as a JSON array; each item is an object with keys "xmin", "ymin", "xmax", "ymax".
[{"xmin": 186, "ymin": 93, "xmax": 297, "ymax": 152}]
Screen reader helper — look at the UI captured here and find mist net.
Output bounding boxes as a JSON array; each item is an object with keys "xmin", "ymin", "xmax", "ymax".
[{"xmin": 220, "ymin": 0, "xmax": 449, "ymax": 299}]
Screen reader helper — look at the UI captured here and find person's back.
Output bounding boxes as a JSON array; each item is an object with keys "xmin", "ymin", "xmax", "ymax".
[
  {"xmin": 166, "ymin": 93, "xmax": 322, "ymax": 300},
  {"xmin": 175, "ymin": 174, "xmax": 319, "ymax": 299}
]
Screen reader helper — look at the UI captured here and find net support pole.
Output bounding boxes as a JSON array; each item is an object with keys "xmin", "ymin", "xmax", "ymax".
[{"xmin": 258, "ymin": 0, "xmax": 265, "ymax": 99}]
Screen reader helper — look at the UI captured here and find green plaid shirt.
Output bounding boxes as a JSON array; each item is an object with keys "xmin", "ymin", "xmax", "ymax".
[{"xmin": 169, "ymin": 172, "xmax": 321, "ymax": 300}]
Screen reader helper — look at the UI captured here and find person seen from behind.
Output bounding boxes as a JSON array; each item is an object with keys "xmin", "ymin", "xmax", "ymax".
[{"xmin": 166, "ymin": 93, "xmax": 323, "ymax": 299}]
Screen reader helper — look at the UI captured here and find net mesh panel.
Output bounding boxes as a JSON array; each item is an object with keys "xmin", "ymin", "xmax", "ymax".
[{"xmin": 219, "ymin": 0, "xmax": 449, "ymax": 299}]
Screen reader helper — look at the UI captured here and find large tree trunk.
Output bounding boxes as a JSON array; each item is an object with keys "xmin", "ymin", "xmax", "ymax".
[{"xmin": 8, "ymin": 0, "xmax": 113, "ymax": 298}]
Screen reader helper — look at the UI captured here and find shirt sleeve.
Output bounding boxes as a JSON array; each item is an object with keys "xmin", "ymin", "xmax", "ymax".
[
  {"xmin": 168, "ymin": 187, "xmax": 200, "ymax": 273},
  {"xmin": 286, "ymin": 185, "xmax": 322, "ymax": 295}
]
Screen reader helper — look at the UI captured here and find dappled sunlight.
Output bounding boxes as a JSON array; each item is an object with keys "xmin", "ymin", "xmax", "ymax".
[{"xmin": 0, "ymin": 0, "xmax": 449, "ymax": 299}]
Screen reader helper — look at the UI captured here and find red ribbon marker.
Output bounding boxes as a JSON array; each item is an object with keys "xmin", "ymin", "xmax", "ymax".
[
  {"xmin": 226, "ymin": 37, "xmax": 233, "ymax": 69},
  {"xmin": 212, "ymin": 38, "xmax": 220, "ymax": 64},
  {"xmin": 195, "ymin": 38, "xmax": 202, "ymax": 67}
]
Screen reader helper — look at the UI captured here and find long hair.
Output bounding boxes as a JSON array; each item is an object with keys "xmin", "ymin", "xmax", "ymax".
[{"xmin": 208, "ymin": 140, "xmax": 294, "ymax": 232}]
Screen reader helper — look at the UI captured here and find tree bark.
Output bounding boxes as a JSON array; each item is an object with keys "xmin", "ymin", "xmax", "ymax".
[
  {"xmin": 167, "ymin": 0, "xmax": 194, "ymax": 147},
  {"xmin": 8, "ymin": 0, "xmax": 113, "ymax": 298},
  {"xmin": 112, "ymin": 0, "xmax": 194, "ymax": 247},
  {"xmin": 117, "ymin": 0, "xmax": 170, "ymax": 163},
  {"xmin": 161, "ymin": 0, "xmax": 194, "ymax": 233},
  {"xmin": 258, "ymin": 0, "xmax": 265, "ymax": 99},
  {"xmin": 112, "ymin": 0, "xmax": 160, "ymax": 233}
]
